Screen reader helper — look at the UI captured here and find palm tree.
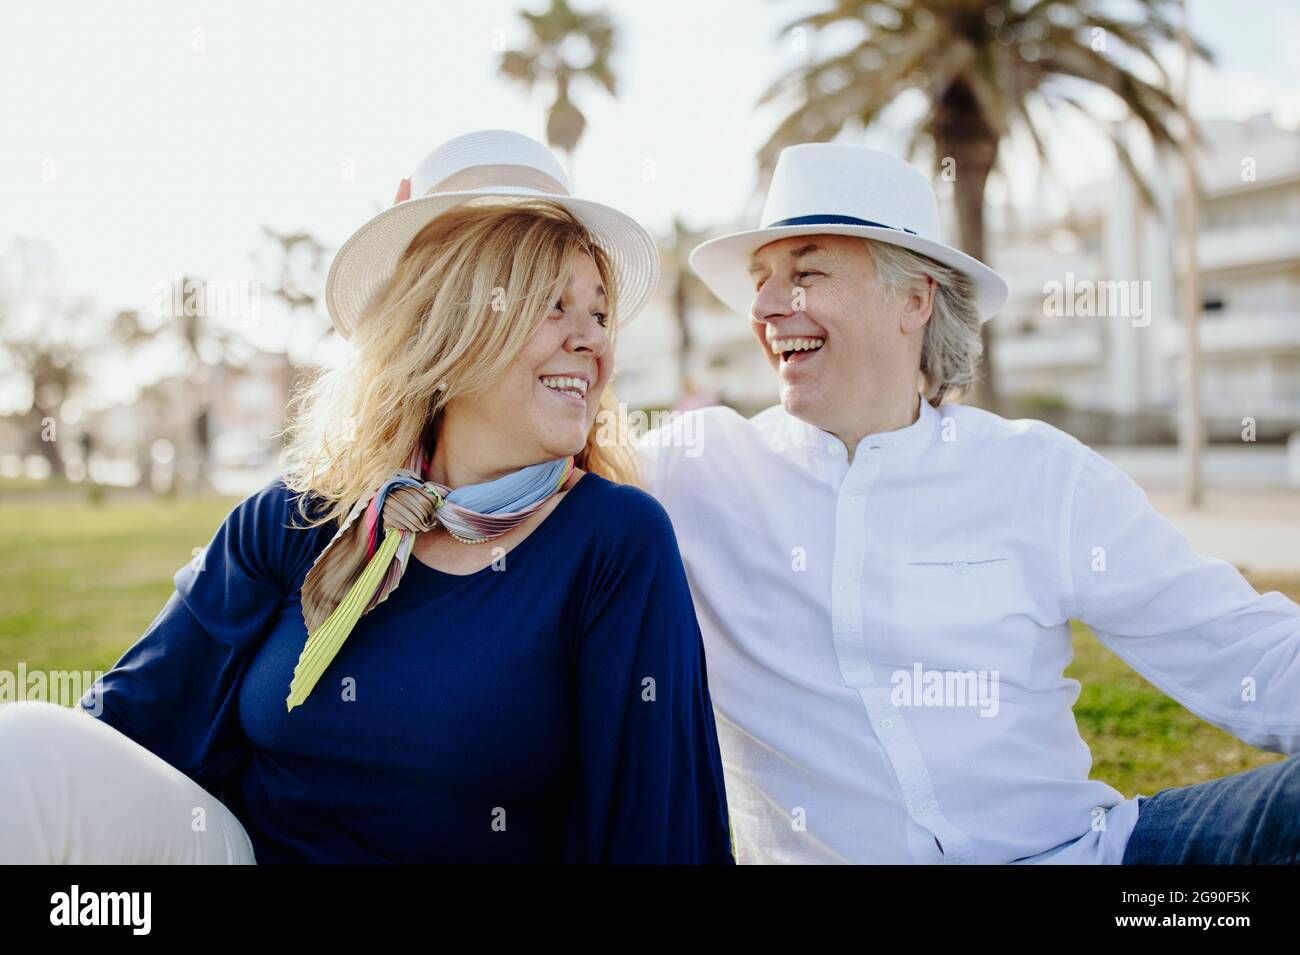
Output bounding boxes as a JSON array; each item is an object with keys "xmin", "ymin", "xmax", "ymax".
[
  {"xmin": 758, "ymin": 0, "xmax": 1211, "ymax": 410},
  {"xmin": 497, "ymin": 0, "xmax": 618, "ymax": 161},
  {"xmin": 255, "ymin": 224, "xmax": 332, "ymax": 363},
  {"xmin": 660, "ymin": 217, "xmax": 711, "ymax": 399}
]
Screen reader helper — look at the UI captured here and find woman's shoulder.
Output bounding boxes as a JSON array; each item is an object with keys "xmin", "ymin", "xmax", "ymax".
[
  {"xmin": 224, "ymin": 474, "xmax": 337, "ymax": 592},
  {"xmin": 561, "ymin": 472, "xmax": 695, "ymax": 633},
  {"xmin": 568, "ymin": 470, "xmax": 680, "ymax": 550}
]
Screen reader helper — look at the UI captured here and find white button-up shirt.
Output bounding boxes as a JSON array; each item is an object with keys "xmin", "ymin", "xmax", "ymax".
[{"xmin": 636, "ymin": 397, "xmax": 1300, "ymax": 864}]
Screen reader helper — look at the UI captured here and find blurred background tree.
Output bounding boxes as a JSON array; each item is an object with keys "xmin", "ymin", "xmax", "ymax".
[
  {"xmin": 254, "ymin": 224, "xmax": 334, "ymax": 365},
  {"xmin": 111, "ymin": 276, "xmax": 257, "ymax": 494},
  {"xmin": 497, "ymin": 0, "xmax": 619, "ymax": 161},
  {"xmin": 1, "ymin": 238, "xmax": 105, "ymax": 483},
  {"xmin": 661, "ymin": 216, "xmax": 711, "ymax": 399}
]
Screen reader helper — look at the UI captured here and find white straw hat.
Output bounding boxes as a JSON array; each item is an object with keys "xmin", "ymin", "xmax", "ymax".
[
  {"xmin": 325, "ymin": 129, "xmax": 660, "ymax": 340},
  {"xmin": 690, "ymin": 143, "xmax": 1008, "ymax": 323}
]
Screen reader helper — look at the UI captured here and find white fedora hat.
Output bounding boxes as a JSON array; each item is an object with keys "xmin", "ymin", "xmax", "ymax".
[
  {"xmin": 690, "ymin": 143, "xmax": 1008, "ymax": 323},
  {"xmin": 325, "ymin": 129, "xmax": 660, "ymax": 340}
]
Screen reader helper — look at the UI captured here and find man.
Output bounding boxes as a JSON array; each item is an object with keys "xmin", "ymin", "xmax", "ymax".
[{"xmin": 636, "ymin": 142, "xmax": 1300, "ymax": 864}]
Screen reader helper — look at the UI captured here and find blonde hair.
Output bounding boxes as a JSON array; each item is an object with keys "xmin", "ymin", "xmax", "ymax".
[
  {"xmin": 278, "ymin": 198, "xmax": 642, "ymax": 532},
  {"xmin": 862, "ymin": 238, "xmax": 984, "ymax": 407}
]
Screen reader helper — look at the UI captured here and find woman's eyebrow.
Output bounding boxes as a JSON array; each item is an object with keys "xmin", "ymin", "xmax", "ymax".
[{"xmin": 563, "ymin": 282, "xmax": 607, "ymax": 300}]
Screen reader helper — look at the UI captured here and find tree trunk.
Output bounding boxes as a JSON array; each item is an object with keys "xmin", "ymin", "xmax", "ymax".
[
  {"xmin": 673, "ymin": 272, "xmax": 692, "ymax": 397},
  {"xmin": 932, "ymin": 80, "xmax": 1001, "ymax": 411},
  {"xmin": 27, "ymin": 406, "xmax": 65, "ymax": 479},
  {"xmin": 192, "ymin": 405, "xmax": 211, "ymax": 495}
]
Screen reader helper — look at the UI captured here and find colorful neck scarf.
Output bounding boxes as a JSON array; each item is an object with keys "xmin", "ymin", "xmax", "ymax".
[{"xmin": 287, "ymin": 441, "xmax": 574, "ymax": 711}]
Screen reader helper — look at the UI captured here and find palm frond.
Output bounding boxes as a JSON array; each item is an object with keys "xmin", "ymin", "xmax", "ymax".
[
  {"xmin": 1054, "ymin": 93, "xmax": 1163, "ymax": 216},
  {"xmin": 1043, "ymin": 29, "xmax": 1178, "ymax": 147},
  {"xmin": 759, "ymin": 25, "xmax": 943, "ymax": 167}
]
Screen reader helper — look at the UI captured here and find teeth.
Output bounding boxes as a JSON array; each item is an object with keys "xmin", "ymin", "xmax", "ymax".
[
  {"xmin": 540, "ymin": 376, "xmax": 588, "ymax": 398},
  {"xmin": 769, "ymin": 337, "xmax": 826, "ymax": 355}
]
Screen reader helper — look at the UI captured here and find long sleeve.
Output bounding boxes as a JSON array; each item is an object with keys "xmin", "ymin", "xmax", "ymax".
[
  {"xmin": 79, "ymin": 477, "xmax": 321, "ymax": 797},
  {"xmin": 564, "ymin": 488, "xmax": 734, "ymax": 864},
  {"xmin": 633, "ymin": 406, "xmax": 711, "ymax": 503},
  {"xmin": 1065, "ymin": 445, "xmax": 1300, "ymax": 754},
  {"xmin": 633, "ymin": 431, "xmax": 664, "ymax": 499}
]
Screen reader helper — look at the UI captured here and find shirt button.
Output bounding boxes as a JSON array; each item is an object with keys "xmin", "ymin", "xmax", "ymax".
[
  {"xmin": 879, "ymin": 719, "xmax": 893, "ymax": 729},
  {"xmin": 828, "ymin": 445, "xmax": 842, "ymax": 456},
  {"xmin": 953, "ymin": 560, "xmax": 968, "ymax": 574},
  {"xmin": 838, "ymin": 580, "xmax": 852, "ymax": 593}
]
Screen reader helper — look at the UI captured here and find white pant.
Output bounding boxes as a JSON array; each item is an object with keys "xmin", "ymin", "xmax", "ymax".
[{"xmin": 0, "ymin": 701, "xmax": 256, "ymax": 864}]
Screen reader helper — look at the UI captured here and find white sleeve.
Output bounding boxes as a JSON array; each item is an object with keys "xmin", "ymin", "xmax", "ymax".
[
  {"xmin": 633, "ymin": 426, "xmax": 670, "ymax": 502},
  {"xmin": 1065, "ymin": 444, "xmax": 1300, "ymax": 754}
]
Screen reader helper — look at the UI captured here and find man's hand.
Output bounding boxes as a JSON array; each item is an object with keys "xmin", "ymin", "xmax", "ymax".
[{"xmin": 393, "ymin": 178, "xmax": 411, "ymax": 205}]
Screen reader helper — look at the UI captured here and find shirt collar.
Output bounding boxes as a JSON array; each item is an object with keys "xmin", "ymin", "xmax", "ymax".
[{"xmin": 778, "ymin": 393, "xmax": 940, "ymax": 458}]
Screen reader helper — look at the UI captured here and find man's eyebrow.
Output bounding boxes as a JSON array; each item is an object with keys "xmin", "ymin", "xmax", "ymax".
[{"xmin": 747, "ymin": 242, "xmax": 825, "ymax": 274}]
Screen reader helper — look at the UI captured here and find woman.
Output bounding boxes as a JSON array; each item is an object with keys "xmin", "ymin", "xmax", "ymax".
[{"xmin": 0, "ymin": 130, "xmax": 733, "ymax": 864}]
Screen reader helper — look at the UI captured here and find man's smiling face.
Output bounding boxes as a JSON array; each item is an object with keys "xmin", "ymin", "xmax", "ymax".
[{"xmin": 747, "ymin": 233, "xmax": 927, "ymax": 439}]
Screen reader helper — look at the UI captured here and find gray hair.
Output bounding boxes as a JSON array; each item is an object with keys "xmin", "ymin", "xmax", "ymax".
[{"xmin": 861, "ymin": 237, "xmax": 984, "ymax": 406}]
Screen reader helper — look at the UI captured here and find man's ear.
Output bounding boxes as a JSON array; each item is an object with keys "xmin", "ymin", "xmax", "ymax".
[{"xmin": 899, "ymin": 276, "xmax": 937, "ymax": 335}]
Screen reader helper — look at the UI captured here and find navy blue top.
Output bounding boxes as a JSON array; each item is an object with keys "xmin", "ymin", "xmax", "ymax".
[{"xmin": 80, "ymin": 471, "xmax": 733, "ymax": 864}]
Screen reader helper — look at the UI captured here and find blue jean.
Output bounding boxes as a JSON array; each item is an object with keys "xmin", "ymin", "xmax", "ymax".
[{"xmin": 1121, "ymin": 754, "xmax": 1300, "ymax": 864}]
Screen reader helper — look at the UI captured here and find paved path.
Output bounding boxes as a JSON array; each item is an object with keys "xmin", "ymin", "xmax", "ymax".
[{"xmin": 1141, "ymin": 488, "xmax": 1300, "ymax": 574}]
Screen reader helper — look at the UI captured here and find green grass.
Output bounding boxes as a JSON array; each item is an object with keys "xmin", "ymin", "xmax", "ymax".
[
  {"xmin": 0, "ymin": 484, "xmax": 1289, "ymax": 797},
  {"xmin": 0, "ymin": 485, "xmax": 230, "ymax": 675},
  {"xmin": 1067, "ymin": 577, "xmax": 1292, "ymax": 796}
]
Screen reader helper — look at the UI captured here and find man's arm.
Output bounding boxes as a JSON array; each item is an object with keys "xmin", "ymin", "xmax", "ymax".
[{"xmin": 1065, "ymin": 444, "xmax": 1300, "ymax": 754}]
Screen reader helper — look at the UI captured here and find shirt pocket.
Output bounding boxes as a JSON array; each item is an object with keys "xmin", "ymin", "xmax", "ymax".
[{"xmin": 881, "ymin": 550, "xmax": 1032, "ymax": 683}]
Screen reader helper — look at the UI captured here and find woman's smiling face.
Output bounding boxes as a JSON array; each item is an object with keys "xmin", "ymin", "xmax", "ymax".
[{"xmin": 441, "ymin": 250, "xmax": 612, "ymax": 472}]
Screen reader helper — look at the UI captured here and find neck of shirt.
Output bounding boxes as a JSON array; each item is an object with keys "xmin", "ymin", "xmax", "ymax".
[{"xmin": 783, "ymin": 394, "xmax": 940, "ymax": 463}]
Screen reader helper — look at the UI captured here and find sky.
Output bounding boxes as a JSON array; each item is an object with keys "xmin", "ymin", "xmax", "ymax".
[{"xmin": 3, "ymin": 0, "xmax": 1299, "ymax": 413}]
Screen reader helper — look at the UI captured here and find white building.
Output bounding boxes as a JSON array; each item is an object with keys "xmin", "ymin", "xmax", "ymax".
[{"xmin": 988, "ymin": 113, "xmax": 1300, "ymax": 442}]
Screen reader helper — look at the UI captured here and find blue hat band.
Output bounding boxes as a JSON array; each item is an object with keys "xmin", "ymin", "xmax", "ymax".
[{"xmin": 765, "ymin": 213, "xmax": 918, "ymax": 235}]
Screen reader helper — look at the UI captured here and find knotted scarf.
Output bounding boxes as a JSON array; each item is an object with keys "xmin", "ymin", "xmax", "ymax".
[{"xmin": 287, "ymin": 440, "xmax": 575, "ymax": 711}]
